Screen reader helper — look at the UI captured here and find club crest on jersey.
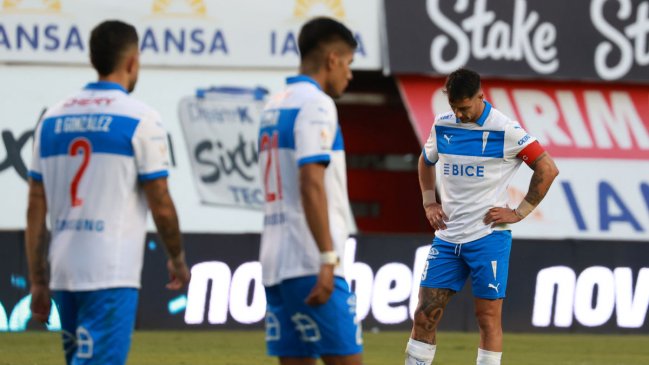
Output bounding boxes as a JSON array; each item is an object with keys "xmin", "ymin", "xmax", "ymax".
[{"xmin": 320, "ymin": 128, "xmax": 332, "ymax": 149}]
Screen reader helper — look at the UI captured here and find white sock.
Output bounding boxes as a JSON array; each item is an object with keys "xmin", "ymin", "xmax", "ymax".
[
  {"xmin": 476, "ymin": 348, "xmax": 502, "ymax": 365},
  {"xmin": 405, "ymin": 338, "xmax": 436, "ymax": 365}
]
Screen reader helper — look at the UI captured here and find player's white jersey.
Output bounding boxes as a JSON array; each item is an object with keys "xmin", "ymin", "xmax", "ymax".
[
  {"xmin": 423, "ymin": 101, "xmax": 537, "ymax": 244},
  {"xmin": 258, "ymin": 75, "xmax": 352, "ymax": 287},
  {"xmin": 29, "ymin": 81, "xmax": 170, "ymax": 291}
]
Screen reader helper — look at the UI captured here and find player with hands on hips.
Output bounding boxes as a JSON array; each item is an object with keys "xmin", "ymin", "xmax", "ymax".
[{"xmin": 405, "ymin": 68, "xmax": 559, "ymax": 365}]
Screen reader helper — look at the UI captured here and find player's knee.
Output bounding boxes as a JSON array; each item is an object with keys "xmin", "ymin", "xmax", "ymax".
[{"xmin": 475, "ymin": 308, "xmax": 501, "ymax": 332}]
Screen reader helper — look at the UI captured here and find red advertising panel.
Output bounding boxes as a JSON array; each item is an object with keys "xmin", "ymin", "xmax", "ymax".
[{"xmin": 397, "ymin": 76, "xmax": 649, "ymax": 241}]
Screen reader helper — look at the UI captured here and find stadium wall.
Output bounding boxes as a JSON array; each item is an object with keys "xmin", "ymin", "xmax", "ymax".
[{"xmin": 1, "ymin": 232, "xmax": 648, "ymax": 333}]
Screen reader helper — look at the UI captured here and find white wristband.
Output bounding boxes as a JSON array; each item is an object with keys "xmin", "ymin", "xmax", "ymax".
[
  {"xmin": 514, "ymin": 199, "xmax": 536, "ymax": 219},
  {"xmin": 320, "ymin": 251, "xmax": 339, "ymax": 266},
  {"xmin": 422, "ymin": 190, "xmax": 436, "ymax": 208}
]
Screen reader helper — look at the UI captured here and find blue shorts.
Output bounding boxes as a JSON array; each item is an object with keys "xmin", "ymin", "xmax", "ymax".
[
  {"xmin": 264, "ymin": 276, "xmax": 363, "ymax": 358},
  {"xmin": 52, "ymin": 288, "xmax": 139, "ymax": 365},
  {"xmin": 420, "ymin": 230, "xmax": 512, "ymax": 299}
]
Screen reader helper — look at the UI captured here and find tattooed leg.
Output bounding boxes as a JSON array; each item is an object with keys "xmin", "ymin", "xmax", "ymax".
[{"xmin": 411, "ymin": 287, "xmax": 455, "ymax": 345}]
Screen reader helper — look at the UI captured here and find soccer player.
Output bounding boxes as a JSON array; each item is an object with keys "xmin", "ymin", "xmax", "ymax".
[
  {"xmin": 25, "ymin": 20, "xmax": 190, "ymax": 365},
  {"xmin": 258, "ymin": 17, "xmax": 363, "ymax": 365},
  {"xmin": 405, "ymin": 68, "xmax": 559, "ymax": 365}
]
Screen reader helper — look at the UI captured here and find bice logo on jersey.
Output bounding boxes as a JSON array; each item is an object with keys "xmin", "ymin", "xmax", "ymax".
[{"xmin": 443, "ymin": 163, "xmax": 485, "ymax": 177}]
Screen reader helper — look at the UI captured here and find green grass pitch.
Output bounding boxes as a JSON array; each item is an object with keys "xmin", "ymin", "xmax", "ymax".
[{"xmin": 1, "ymin": 330, "xmax": 649, "ymax": 364}]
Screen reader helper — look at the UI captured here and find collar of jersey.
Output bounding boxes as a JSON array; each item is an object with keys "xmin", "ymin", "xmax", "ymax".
[
  {"xmin": 286, "ymin": 75, "xmax": 321, "ymax": 90},
  {"xmin": 84, "ymin": 81, "xmax": 128, "ymax": 94},
  {"xmin": 457, "ymin": 100, "xmax": 492, "ymax": 126}
]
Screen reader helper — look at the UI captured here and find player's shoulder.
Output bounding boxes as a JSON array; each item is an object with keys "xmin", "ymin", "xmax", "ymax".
[
  {"xmin": 116, "ymin": 95, "xmax": 162, "ymax": 122},
  {"xmin": 434, "ymin": 111, "xmax": 457, "ymax": 126},
  {"xmin": 484, "ymin": 105, "xmax": 521, "ymax": 130}
]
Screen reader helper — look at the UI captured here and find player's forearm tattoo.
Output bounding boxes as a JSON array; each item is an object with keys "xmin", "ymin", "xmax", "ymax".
[
  {"xmin": 148, "ymin": 183, "xmax": 183, "ymax": 258},
  {"xmin": 413, "ymin": 289, "xmax": 454, "ymax": 343},
  {"xmin": 525, "ymin": 154, "xmax": 556, "ymax": 206},
  {"xmin": 526, "ymin": 170, "xmax": 545, "ymax": 205},
  {"xmin": 26, "ymin": 186, "xmax": 50, "ymax": 286}
]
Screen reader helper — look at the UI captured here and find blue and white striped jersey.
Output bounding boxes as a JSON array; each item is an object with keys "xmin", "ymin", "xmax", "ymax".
[
  {"xmin": 258, "ymin": 75, "xmax": 351, "ymax": 286},
  {"xmin": 423, "ymin": 101, "xmax": 539, "ymax": 244},
  {"xmin": 29, "ymin": 81, "xmax": 170, "ymax": 290}
]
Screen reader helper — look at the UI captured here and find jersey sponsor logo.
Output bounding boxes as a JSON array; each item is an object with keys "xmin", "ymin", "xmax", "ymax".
[
  {"xmin": 518, "ymin": 134, "xmax": 531, "ymax": 145},
  {"xmin": 443, "ymin": 134, "xmax": 453, "ymax": 144},
  {"xmin": 443, "ymin": 163, "xmax": 485, "ymax": 177},
  {"xmin": 55, "ymin": 219, "xmax": 105, "ymax": 232},
  {"xmin": 63, "ymin": 97, "xmax": 114, "ymax": 108},
  {"xmin": 263, "ymin": 213, "xmax": 285, "ymax": 226}
]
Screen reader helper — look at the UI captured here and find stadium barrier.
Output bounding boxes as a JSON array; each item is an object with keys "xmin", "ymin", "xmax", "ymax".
[{"xmin": 1, "ymin": 232, "xmax": 647, "ymax": 333}]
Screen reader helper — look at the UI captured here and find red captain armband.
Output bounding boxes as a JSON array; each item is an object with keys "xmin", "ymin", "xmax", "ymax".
[{"xmin": 517, "ymin": 141, "xmax": 545, "ymax": 166}]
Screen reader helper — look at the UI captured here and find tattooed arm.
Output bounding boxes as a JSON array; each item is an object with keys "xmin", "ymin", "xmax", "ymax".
[
  {"xmin": 521, "ymin": 152, "xmax": 559, "ymax": 206},
  {"xmin": 484, "ymin": 152, "xmax": 559, "ymax": 225},
  {"xmin": 25, "ymin": 179, "xmax": 51, "ymax": 323},
  {"xmin": 142, "ymin": 178, "xmax": 190, "ymax": 289}
]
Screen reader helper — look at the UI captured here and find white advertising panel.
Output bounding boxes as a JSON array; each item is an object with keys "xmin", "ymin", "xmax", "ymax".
[
  {"xmin": 178, "ymin": 87, "xmax": 267, "ymax": 209},
  {"xmin": 0, "ymin": 0, "xmax": 381, "ymax": 69}
]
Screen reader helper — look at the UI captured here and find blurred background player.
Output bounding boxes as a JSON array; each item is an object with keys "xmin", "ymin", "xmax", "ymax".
[
  {"xmin": 258, "ymin": 17, "xmax": 363, "ymax": 365},
  {"xmin": 405, "ymin": 68, "xmax": 559, "ymax": 365},
  {"xmin": 25, "ymin": 20, "xmax": 190, "ymax": 365}
]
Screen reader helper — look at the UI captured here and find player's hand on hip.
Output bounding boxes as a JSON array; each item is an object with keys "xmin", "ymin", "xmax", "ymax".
[
  {"xmin": 483, "ymin": 206, "xmax": 521, "ymax": 227},
  {"xmin": 166, "ymin": 256, "xmax": 191, "ymax": 290},
  {"xmin": 424, "ymin": 202, "xmax": 448, "ymax": 231},
  {"xmin": 305, "ymin": 264, "xmax": 335, "ymax": 306},
  {"xmin": 30, "ymin": 284, "xmax": 51, "ymax": 323}
]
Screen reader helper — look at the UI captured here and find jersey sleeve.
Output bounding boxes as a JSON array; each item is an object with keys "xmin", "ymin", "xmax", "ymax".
[
  {"xmin": 132, "ymin": 111, "xmax": 170, "ymax": 182},
  {"xmin": 504, "ymin": 121, "xmax": 544, "ymax": 165},
  {"xmin": 293, "ymin": 98, "xmax": 337, "ymax": 167},
  {"xmin": 28, "ymin": 118, "xmax": 44, "ymax": 181},
  {"xmin": 422, "ymin": 123, "xmax": 439, "ymax": 165}
]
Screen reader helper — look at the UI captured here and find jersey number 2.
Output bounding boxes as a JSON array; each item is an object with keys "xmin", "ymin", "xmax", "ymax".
[
  {"xmin": 260, "ymin": 131, "xmax": 282, "ymax": 202},
  {"xmin": 68, "ymin": 138, "xmax": 92, "ymax": 207}
]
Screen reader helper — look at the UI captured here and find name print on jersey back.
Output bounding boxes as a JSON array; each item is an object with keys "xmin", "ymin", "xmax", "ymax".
[{"xmin": 30, "ymin": 81, "xmax": 171, "ymax": 291}]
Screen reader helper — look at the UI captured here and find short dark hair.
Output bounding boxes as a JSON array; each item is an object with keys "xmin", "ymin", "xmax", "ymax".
[
  {"xmin": 298, "ymin": 17, "xmax": 357, "ymax": 60},
  {"xmin": 444, "ymin": 68, "xmax": 481, "ymax": 102},
  {"xmin": 89, "ymin": 20, "xmax": 138, "ymax": 76}
]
